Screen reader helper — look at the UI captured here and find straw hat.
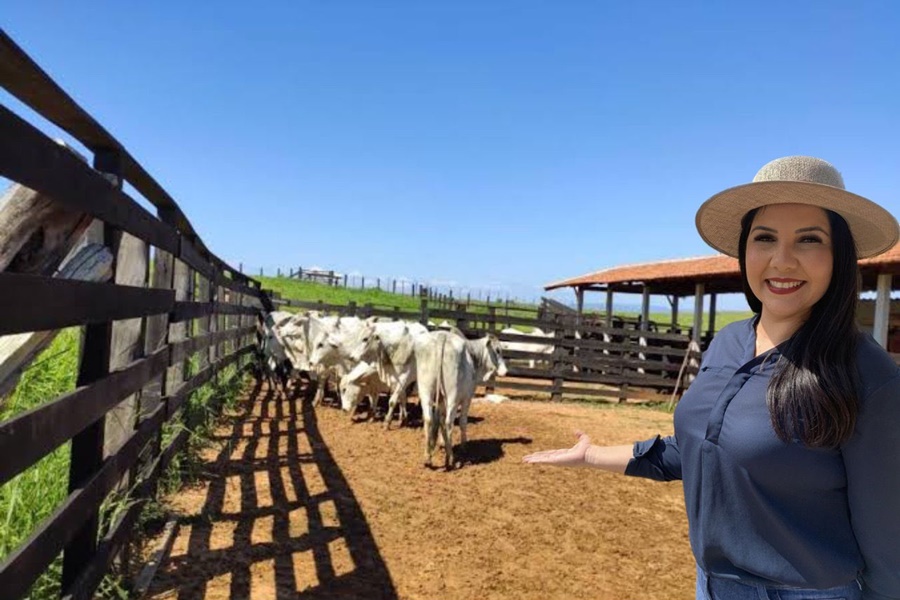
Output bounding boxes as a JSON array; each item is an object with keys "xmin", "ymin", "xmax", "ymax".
[{"xmin": 695, "ymin": 156, "xmax": 899, "ymax": 259}]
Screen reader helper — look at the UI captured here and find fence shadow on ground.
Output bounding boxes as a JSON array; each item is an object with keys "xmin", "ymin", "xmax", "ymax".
[{"xmin": 146, "ymin": 378, "xmax": 397, "ymax": 599}]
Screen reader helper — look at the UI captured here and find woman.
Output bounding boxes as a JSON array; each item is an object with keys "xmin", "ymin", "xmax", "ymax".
[{"xmin": 524, "ymin": 156, "xmax": 900, "ymax": 600}]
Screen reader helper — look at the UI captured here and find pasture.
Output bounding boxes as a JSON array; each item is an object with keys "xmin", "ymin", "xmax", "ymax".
[{"xmin": 143, "ymin": 379, "xmax": 695, "ymax": 600}]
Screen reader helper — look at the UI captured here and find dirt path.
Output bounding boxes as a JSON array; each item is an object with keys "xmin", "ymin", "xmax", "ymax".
[{"xmin": 145, "ymin": 380, "xmax": 694, "ymax": 600}]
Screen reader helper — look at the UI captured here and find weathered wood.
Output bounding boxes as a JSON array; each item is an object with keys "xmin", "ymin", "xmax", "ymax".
[
  {"xmin": 164, "ymin": 260, "xmax": 192, "ymax": 395},
  {"xmin": 0, "ymin": 243, "xmax": 113, "ymax": 401},
  {"xmin": 168, "ymin": 325, "xmax": 256, "ymax": 366},
  {"xmin": 169, "ymin": 300, "xmax": 258, "ymax": 322},
  {"xmin": 0, "ymin": 273, "xmax": 174, "ymax": 336},
  {"xmin": 0, "ymin": 181, "xmax": 92, "ymax": 274},
  {"xmin": 0, "ymin": 105, "xmax": 179, "ymax": 253},
  {"xmin": 179, "ymin": 237, "xmax": 216, "ymax": 282},
  {"xmin": 105, "ymin": 232, "xmax": 150, "ymax": 458},
  {"xmin": 195, "ymin": 275, "xmax": 212, "ymax": 372},
  {"xmin": 61, "ymin": 403, "xmax": 167, "ymax": 600}
]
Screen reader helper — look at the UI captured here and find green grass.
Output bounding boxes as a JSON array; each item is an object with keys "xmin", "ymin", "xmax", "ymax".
[
  {"xmin": 0, "ymin": 328, "xmax": 249, "ymax": 599},
  {"xmin": 259, "ymin": 276, "xmax": 753, "ymax": 333},
  {"xmin": 0, "ymin": 328, "xmax": 79, "ymax": 600}
]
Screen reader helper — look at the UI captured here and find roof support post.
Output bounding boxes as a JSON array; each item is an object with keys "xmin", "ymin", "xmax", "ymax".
[
  {"xmin": 671, "ymin": 295, "xmax": 679, "ymax": 332},
  {"xmin": 707, "ymin": 292, "xmax": 718, "ymax": 337},
  {"xmin": 575, "ymin": 286, "xmax": 584, "ymax": 326},
  {"xmin": 693, "ymin": 282, "xmax": 705, "ymax": 344},
  {"xmin": 605, "ymin": 288, "xmax": 613, "ymax": 327},
  {"xmin": 640, "ymin": 285, "xmax": 650, "ymax": 331},
  {"xmin": 874, "ymin": 273, "xmax": 892, "ymax": 349}
]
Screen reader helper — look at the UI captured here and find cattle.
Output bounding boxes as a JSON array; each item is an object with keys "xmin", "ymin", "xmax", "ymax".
[
  {"xmin": 415, "ymin": 331, "xmax": 508, "ymax": 469},
  {"xmin": 339, "ymin": 360, "xmax": 391, "ymax": 421},
  {"xmin": 346, "ymin": 320, "xmax": 429, "ymax": 428},
  {"xmin": 276, "ymin": 313, "xmax": 363, "ymax": 404},
  {"xmin": 259, "ymin": 311, "xmax": 296, "ymax": 396},
  {"xmin": 499, "ymin": 327, "xmax": 555, "ymax": 369}
]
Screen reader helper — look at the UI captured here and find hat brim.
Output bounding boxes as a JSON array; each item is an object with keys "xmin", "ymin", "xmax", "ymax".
[{"xmin": 695, "ymin": 180, "xmax": 899, "ymax": 259}]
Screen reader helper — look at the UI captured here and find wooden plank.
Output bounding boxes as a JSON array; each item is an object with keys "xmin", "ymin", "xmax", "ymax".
[
  {"xmin": 0, "ymin": 243, "xmax": 113, "ymax": 401},
  {"xmin": 179, "ymin": 237, "xmax": 216, "ymax": 282},
  {"xmin": 195, "ymin": 274, "xmax": 212, "ymax": 372},
  {"xmin": 165, "ymin": 260, "xmax": 192, "ymax": 395},
  {"xmin": 168, "ymin": 325, "xmax": 257, "ymax": 366},
  {"xmin": 0, "ymin": 347, "xmax": 168, "ymax": 487},
  {"xmin": 0, "ymin": 399, "xmax": 165, "ymax": 600},
  {"xmin": 0, "ymin": 181, "xmax": 92, "ymax": 274},
  {"xmin": 0, "ymin": 273, "xmax": 174, "ymax": 335},
  {"xmin": 104, "ymin": 231, "xmax": 149, "ymax": 458},
  {"xmin": 169, "ymin": 300, "xmax": 258, "ymax": 322},
  {"xmin": 60, "ymin": 403, "xmax": 166, "ymax": 600},
  {"xmin": 0, "ymin": 106, "xmax": 179, "ymax": 253}
]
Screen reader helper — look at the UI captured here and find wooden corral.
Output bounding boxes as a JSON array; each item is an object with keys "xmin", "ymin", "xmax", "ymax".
[
  {"xmin": 0, "ymin": 31, "xmax": 268, "ymax": 599},
  {"xmin": 269, "ymin": 295, "xmax": 701, "ymax": 404}
]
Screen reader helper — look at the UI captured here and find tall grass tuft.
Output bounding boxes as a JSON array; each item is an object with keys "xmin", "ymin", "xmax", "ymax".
[{"xmin": 0, "ymin": 328, "xmax": 80, "ymax": 599}]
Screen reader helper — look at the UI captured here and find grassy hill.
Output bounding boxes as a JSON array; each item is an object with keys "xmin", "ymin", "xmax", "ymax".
[{"xmin": 257, "ymin": 276, "xmax": 753, "ymax": 332}]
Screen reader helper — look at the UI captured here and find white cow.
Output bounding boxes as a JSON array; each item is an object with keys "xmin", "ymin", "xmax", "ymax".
[
  {"xmin": 259, "ymin": 311, "xmax": 296, "ymax": 396},
  {"xmin": 339, "ymin": 361, "xmax": 392, "ymax": 421},
  {"xmin": 346, "ymin": 320, "xmax": 429, "ymax": 428},
  {"xmin": 499, "ymin": 327, "xmax": 555, "ymax": 368},
  {"xmin": 415, "ymin": 331, "xmax": 508, "ymax": 469},
  {"xmin": 279, "ymin": 313, "xmax": 363, "ymax": 404}
]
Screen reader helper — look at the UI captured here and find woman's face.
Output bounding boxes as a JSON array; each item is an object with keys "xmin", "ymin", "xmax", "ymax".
[{"xmin": 745, "ymin": 203, "xmax": 834, "ymax": 325}]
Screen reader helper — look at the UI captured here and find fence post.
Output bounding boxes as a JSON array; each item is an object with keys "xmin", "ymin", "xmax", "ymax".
[
  {"xmin": 550, "ymin": 315, "xmax": 565, "ymax": 402},
  {"xmin": 363, "ymin": 302, "xmax": 374, "ymax": 319},
  {"xmin": 63, "ymin": 149, "xmax": 129, "ymax": 590},
  {"xmin": 420, "ymin": 297, "xmax": 429, "ymax": 326},
  {"xmin": 361, "ymin": 276, "xmax": 365, "ymax": 289},
  {"xmin": 456, "ymin": 302, "xmax": 468, "ymax": 334},
  {"xmin": 348, "ymin": 300, "xmax": 358, "ymax": 317},
  {"xmin": 488, "ymin": 306, "xmax": 497, "ymax": 333},
  {"xmin": 343, "ymin": 273, "xmax": 348, "ymax": 287},
  {"xmin": 392, "ymin": 279, "xmax": 396, "ymax": 294}
]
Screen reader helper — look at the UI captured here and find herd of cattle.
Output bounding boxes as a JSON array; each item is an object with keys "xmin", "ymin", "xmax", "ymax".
[{"xmin": 257, "ymin": 311, "xmax": 547, "ymax": 469}]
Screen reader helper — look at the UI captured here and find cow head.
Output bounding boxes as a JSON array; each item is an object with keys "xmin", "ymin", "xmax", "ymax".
[
  {"xmin": 476, "ymin": 334, "xmax": 508, "ymax": 382},
  {"xmin": 347, "ymin": 322, "xmax": 380, "ymax": 363},
  {"xmin": 309, "ymin": 332, "xmax": 341, "ymax": 368}
]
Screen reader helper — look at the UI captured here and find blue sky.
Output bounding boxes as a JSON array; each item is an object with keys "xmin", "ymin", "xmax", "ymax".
[{"xmin": 3, "ymin": 2, "xmax": 900, "ymax": 309}]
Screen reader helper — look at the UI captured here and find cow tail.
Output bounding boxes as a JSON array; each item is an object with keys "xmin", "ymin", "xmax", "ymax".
[{"xmin": 437, "ymin": 334, "xmax": 447, "ymax": 421}]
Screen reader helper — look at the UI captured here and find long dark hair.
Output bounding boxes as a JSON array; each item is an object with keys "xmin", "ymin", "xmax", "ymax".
[{"xmin": 738, "ymin": 206, "xmax": 860, "ymax": 448}]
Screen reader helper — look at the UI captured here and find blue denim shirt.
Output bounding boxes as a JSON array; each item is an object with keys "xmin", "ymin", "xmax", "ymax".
[{"xmin": 625, "ymin": 317, "xmax": 900, "ymax": 599}]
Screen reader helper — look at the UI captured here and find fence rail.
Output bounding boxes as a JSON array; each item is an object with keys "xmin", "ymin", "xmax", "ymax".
[
  {"xmin": 0, "ymin": 31, "xmax": 270, "ymax": 600},
  {"xmin": 269, "ymin": 295, "xmax": 701, "ymax": 402}
]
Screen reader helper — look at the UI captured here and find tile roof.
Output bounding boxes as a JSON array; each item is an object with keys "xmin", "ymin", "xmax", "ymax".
[{"xmin": 546, "ymin": 246, "xmax": 900, "ymax": 294}]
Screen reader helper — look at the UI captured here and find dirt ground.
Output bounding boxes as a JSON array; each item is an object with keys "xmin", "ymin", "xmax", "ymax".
[{"xmin": 144, "ymin": 379, "xmax": 695, "ymax": 600}]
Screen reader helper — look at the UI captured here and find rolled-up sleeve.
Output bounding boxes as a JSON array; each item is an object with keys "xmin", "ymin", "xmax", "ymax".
[
  {"xmin": 624, "ymin": 434, "xmax": 682, "ymax": 481},
  {"xmin": 842, "ymin": 372, "xmax": 900, "ymax": 600}
]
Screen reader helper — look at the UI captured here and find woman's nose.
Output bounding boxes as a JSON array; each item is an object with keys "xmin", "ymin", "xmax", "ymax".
[{"xmin": 770, "ymin": 241, "xmax": 799, "ymax": 270}]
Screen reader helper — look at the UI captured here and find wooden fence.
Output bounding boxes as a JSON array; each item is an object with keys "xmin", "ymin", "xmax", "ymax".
[
  {"xmin": 0, "ymin": 31, "xmax": 271, "ymax": 599},
  {"xmin": 270, "ymin": 295, "xmax": 701, "ymax": 403}
]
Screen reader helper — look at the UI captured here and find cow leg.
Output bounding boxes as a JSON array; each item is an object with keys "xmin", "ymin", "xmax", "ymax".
[
  {"xmin": 441, "ymin": 410, "xmax": 454, "ymax": 470},
  {"xmin": 383, "ymin": 386, "xmax": 404, "ymax": 430},
  {"xmin": 420, "ymin": 395, "xmax": 436, "ymax": 467},
  {"xmin": 458, "ymin": 395, "xmax": 473, "ymax": 448}
]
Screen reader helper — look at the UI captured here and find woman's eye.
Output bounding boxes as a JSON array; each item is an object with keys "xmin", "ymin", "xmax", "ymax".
[
  {"xmin": 752, "ymin": 234, "xmax": 775, "ymax": 242},
  {"xmin": 799, "ymin": 235, "xmax": 823, "ymax": 244}
]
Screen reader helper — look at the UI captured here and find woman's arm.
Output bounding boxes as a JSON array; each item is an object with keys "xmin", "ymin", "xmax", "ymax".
[
  {"xmin": 522, "ymin": 431, "xmax": 636, "ymax": 474},
  {"xmin": 842, "ymin": 371, "xmax": 900, "ymax": 600}
]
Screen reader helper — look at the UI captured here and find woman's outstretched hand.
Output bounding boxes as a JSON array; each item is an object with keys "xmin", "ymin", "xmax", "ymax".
[{"xmin": 522, "ymin": 431, "xmax": 592, "ymax": 467}]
